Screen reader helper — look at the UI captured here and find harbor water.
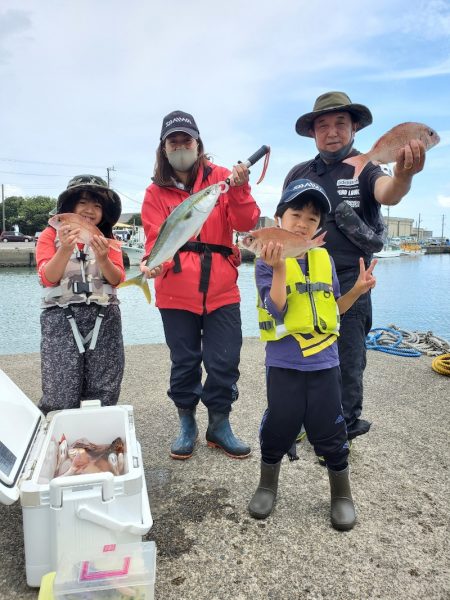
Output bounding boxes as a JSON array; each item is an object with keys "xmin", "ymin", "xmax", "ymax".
[{"xmin": 0, "ymin": 253, "xmax": 449, "ymax": 355}]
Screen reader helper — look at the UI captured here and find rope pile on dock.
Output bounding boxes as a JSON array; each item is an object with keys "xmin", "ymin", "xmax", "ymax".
[
  {"xmin": 366, "ymin": 325, "xmax": 450, "ymax": 362},
  {"xmin": 431, "ymin": 354, "xmax": 450, "ymax": 376}
]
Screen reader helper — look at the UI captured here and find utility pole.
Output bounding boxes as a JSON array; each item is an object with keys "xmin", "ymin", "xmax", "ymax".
[
  {"xmin": 1, "ymin": 184, "xmax": 5, "ymax": 232},
  {"xmin": 106, "ymin": 166, "xmax": 116, "ymax": 187},
  {"xmin": 417, "ymin": 213, "xmax": 421, "ymax": 241},
  {"xmin": 441, "ymin": 214, "xmax": 445, "ymax": 240}
]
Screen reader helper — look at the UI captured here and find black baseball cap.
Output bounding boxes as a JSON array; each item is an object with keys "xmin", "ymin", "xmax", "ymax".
[
  {"xmin": 276, "ymin": 179, "xmax": 331, "ymax": 216},
  {"xmin": 160, "ymin": 110, "xmax": 200, "ymax": 141}
]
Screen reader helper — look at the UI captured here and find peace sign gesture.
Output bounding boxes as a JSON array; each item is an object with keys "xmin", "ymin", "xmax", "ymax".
[{"xmin": 355, "ymin": 257, "xmax": 377, "ymax": 294}]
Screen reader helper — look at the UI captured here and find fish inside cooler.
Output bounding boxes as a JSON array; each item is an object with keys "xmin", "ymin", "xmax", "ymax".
[{"xmin": 33, "ymin": 406, "xmax": 135, "ymax": 486}]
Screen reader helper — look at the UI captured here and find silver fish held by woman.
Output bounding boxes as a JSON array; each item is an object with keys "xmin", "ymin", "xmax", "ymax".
[
  {"xmin": 239, "ymin": 227, "xmax": 327, "ymax": 258},
  {"xmin": 118, "ymin": 182, "xmax": 228, "ymax": 303},
  {"xmin": 343, "ymin": 122, "xmax": 440, "ymax": 178}
]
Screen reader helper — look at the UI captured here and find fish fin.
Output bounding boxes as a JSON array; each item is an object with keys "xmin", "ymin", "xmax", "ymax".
[
  {"xmin": 311, "ymin": 230, "xmax": 327, "ymax": 247},
  {"xmin": 118, "ymin": 274, "xmax": 152, "ymax": 303},
  {"xmin": 342, "ymin": 154, "xmax": 369, "ymax": 179}
]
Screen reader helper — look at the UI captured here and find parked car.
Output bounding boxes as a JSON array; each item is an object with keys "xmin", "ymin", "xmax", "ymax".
[{"xmin": 0, "ymin": 231, "xmax": 35, "ymax": 243}]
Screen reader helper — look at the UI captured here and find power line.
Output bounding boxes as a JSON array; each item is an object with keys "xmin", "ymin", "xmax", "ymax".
[
  {"xmin": 0, "ymin": 158, "xmax": 107, "ymax": 169},
  {"xmin": 115, "ymin": 189, "xmax": 142, "ymax": 205},
  {"xmin": 0, "ymin": 170, "xmax": 68, "ymax": 177}
]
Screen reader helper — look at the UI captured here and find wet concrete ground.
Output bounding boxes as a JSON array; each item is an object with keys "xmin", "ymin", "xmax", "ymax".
[{"xmin": 0, "ymin": 340, "xmax": 448, "ymax": 599}]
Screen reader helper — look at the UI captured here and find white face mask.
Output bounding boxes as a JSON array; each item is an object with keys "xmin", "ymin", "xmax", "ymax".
[{"xmin": 166, "ymin": 148, "xmax": 198, "ymax": 172}]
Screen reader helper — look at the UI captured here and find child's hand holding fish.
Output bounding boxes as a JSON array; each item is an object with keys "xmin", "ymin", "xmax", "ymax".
[
  {"xmin": 90, "ymin": 234, "xmax": 111, "ymax": 262},
  {"xmin": 58, "ymin": 224, "xmax": 80, "ymax": 251},
  {"xmin": 260, "ymin": 241, "xmax": 285, "ymax": 269}
]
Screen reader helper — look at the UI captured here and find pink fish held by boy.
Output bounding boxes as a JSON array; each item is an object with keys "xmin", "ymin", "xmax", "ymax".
[
  {"xmin": 239, "ymin": 227, "xmax": 327, "ymax": 258},
  {"xmin": 343, "ymin": 121, "xmax": 440, "ymax": 178},
  {"xmin": 48, "ymin": 213, "xmax": 122, "ymax": 251}
]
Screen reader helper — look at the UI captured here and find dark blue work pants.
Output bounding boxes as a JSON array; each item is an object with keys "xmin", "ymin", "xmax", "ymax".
[
  {"xmin": 159, "ymin": 303, "xmax": 242, "ymax": 414},
  {"xmin": 337, "ymin": 267, "xmax": 372, "ymax": 438},
  {"xmin": 260, "ymin": 366, "xmax": 349, "ymax": 469}
]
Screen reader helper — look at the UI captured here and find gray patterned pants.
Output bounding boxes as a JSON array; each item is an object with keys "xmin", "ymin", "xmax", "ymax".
[{"xmin": 39, "ymin": 304, "xmax": 125, "ymax": 414}]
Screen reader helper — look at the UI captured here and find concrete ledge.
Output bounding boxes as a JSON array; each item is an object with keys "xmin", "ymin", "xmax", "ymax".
[{"xmin": 0, "ymin": 244, "xmax": 36, "ymax": 267}]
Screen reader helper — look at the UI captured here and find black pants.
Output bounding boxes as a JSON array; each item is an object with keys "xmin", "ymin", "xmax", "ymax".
[
  {"xmin": 39, "ymin": 304, "xmax": 124, "ymax": 414},
  {"xmin": 260, "ymin": 366, "xmax": 349, "ymax": 469},
  {"xmin": 159, "ymin": 303, "xmax": 242, "ymax": 414},
  {"xmin": 337, "ymin": 267, "xmax": 372, "ymax": 436}
]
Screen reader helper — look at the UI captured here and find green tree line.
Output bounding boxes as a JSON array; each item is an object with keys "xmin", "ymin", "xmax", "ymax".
[{"xmin": 1, "ymin": 196, "xmax": 56, "ymax": 235}]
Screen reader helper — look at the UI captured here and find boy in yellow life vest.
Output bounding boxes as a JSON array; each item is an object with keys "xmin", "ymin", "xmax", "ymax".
[{"xmin": 248, "ymin": 179, "xmax": 377, "ymax": 530}]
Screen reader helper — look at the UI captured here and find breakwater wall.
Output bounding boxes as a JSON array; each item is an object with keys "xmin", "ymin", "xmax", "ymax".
[
  {"xmin": 0, "ymin": 245, "xmax": 131, "ymax": 268},
  {"xmin": 0, "ymin": 245, "xmax": 36, "ymax": 267}
]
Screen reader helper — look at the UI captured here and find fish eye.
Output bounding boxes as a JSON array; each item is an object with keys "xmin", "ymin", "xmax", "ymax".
[{"xmin": 429, "ymin": 130, "xmax": 434, "ymax": 136}]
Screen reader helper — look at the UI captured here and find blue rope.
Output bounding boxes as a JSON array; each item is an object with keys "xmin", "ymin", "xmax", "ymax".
[{"xmin": 366, "ymin": 327, "xmax": 422, "ymax": 357}]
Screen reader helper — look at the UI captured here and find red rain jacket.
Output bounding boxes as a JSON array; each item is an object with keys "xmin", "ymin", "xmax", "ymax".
[{"xmin": 141, "ymin": 161, "xmax": 260, "ymax": 314}]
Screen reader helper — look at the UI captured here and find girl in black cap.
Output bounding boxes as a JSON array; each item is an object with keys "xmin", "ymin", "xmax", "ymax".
[{"xmin": 36, "ymin": 175, "xmax": 126, "ymax": 413}]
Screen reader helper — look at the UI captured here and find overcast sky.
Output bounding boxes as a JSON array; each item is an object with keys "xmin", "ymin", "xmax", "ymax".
[{"xmin": 1, "ymin": 0, "xmax": 449, "ymax": 236}]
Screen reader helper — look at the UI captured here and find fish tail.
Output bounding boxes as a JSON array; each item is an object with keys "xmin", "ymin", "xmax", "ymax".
[
  {"xmin": 118, "ymin": 274, "xmax": 152, "ymax": 303},
  {"xmin": 342, "ymin": 153, "xmax": 368, "ymax": 179}
]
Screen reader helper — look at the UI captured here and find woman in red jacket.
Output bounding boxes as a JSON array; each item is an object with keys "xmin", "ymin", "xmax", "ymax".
[{"xmin": 141, "ymin": 110, "xmax": 260, "ymax": 460}]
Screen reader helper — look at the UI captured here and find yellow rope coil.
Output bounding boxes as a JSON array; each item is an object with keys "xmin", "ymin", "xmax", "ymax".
[{"xmin": 431, "ymin": 354, "xmax": 450, "ymax": 376}]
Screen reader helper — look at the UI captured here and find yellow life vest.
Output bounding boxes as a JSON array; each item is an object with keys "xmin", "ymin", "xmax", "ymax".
[{"xmin": 257, "ymin": 248, "xmax": 340, "ymax": 356}]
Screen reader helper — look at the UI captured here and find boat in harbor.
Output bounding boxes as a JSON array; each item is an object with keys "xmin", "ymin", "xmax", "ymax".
[
  {"xmin": 374, "ymin": 247, "xmax": 402, "ymax": 258},
  {"xmin": 121, "ymin": 243, "xmax": 144, "ymax": 266},
  {"xmin": 374, "ymin": 249, "xmax": 401, "ymax": 258}
]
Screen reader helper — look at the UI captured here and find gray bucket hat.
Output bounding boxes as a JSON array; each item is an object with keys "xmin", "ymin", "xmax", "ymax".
[{"xmin": 295, "ymin": 91, "xmax": 373, "ymax": 137}]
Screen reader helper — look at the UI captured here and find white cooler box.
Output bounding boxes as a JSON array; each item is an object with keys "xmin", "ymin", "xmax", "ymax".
[{"xmin": 0, "ymin": 369, "xmax": 153, "ymax": 587}]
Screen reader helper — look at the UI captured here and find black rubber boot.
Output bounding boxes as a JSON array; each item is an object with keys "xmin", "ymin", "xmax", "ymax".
[
  {"xmin": 170, "ymin": 408, "xmax": 198, "ymax": 460},
  {"xmin": 328, "ymin": 466, "xmax": 356, "ymax": 531},
  {"xmin": 206, "ymin": 410, "xmax": 251, "ymax": 458},
  {"xmin": 248, "ymin": 460, "xmax": 281, "ymax": 519},
  {"xmin": 347, "ymin": 418, "xmax": 371, "ymax": 440}
]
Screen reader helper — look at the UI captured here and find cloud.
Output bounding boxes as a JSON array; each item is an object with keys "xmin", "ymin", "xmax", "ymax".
[
  {"xmin": 364, "ymin": 58, "xmax": 450, "ymax": 81},
  {"xmin": 0, "ymin": 9, "xmax": 31, "ymax": 64},
  {"xmin": 3, "ymin": 184, "xmax": 25, "ymax": 197},
  {"xmin": 437, "ymin": 195, "xmax": 450, "ymax": 208}
]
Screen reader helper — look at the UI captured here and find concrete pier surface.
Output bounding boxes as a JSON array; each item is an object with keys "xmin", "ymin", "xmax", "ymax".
[{"xmin": 0, "ymin": 340, "xmax": 448, "ymax": 600}]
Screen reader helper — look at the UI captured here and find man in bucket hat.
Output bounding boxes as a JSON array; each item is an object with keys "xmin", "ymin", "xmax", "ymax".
[{"xmin": 284, "ymin": 91, "xmax": 426, "ymax": 446}]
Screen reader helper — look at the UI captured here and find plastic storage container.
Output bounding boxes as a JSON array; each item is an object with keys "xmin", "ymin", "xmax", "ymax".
[
  {"xmin": 53, "ymin": 541, "xmax": 156, "ymax": 599},
  {"xmin": 0, "ymin": 369, "xmax": 153, "ymax": 587}
]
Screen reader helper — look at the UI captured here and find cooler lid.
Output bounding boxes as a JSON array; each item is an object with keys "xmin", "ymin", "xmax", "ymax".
[{"xmin": 0, "ymin": 369, "xmax": 43, "ymax": 505}]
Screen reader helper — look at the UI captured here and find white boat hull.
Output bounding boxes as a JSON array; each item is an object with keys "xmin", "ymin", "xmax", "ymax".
[
  {"xmin": 374, "ymin": 249, "xmax": 401, "ymax": 258},
  {"xmin": 122, "ymin": 245, "xmax": 144, "ymax": 266}
]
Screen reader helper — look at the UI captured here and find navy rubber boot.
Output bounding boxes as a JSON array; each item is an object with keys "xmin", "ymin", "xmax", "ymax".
[
  {"xmin": 206, "ymin": 410, "xmax": 251, "ymax": 458},
  {"xmin": 170, "ymin": 408, "xmax": 198, "ymax": 460}
]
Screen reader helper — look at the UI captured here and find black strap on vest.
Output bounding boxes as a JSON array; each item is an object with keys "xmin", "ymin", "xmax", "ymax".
[{"xmin": 172, "ymin": 241, "xmax": 233, "ymax": 293}]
